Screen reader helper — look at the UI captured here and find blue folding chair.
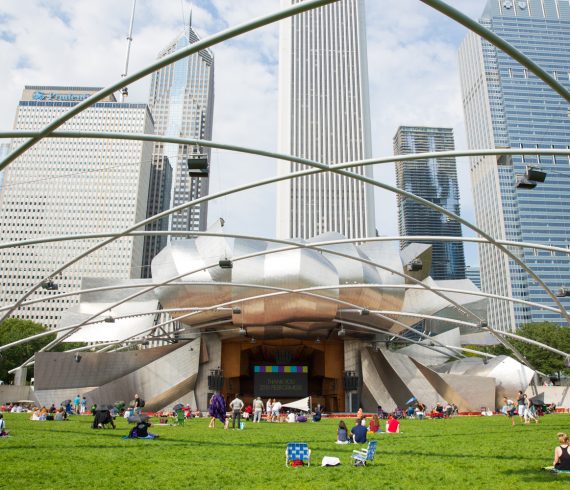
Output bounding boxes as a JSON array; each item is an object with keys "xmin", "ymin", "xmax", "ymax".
[
  {"xmin": 351, "ymin": 440, "xmax": 378, "ymax": 466},
  {"xmin": 285, "ymin": 442, "xmax": 311, "ymax": 467}
]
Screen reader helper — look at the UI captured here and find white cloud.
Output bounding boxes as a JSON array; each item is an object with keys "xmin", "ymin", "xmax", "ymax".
[{"xmin": 0, "ymin": 0, "xmax": 489, "ymax": 264}]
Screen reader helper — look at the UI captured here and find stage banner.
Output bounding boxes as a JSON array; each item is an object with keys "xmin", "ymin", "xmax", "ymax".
[{"xmin": 253, "ymin": 365, "xmax": 308, "ymax": 398}]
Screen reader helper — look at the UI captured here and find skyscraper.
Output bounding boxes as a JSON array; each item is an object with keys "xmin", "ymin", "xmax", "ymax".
[
  {"xmin": 0, "ymin": 86, "xmax": 154, "ymax": 328},
  {"xmin": 0, "ymin": 143, "xmax": 9, "ymax": 194},
  {"xmin": 276, "ymin": 0, "xmax": 376, "ymax": 239},
  {"xmin": 459, "ymin": 0, "xmax": 570, "ymax": 329},
  {"xmin": 393, "ymin": 126, "xmax": 466, "ymax": 280},
  {"xmin": 142, "ymin": 21, "xmax": 215, "ymax": 277}
]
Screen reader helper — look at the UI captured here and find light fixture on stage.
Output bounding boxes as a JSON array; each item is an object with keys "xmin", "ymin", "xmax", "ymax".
[
  {"xmin": 232, "ymin": 307, "xmax": 242, "ymax": 314},
  {"xmin": 338, "ymin": 327, "xmax": 346, "ymax": 337},
  {"xmin": 314, "ymin": 337, "xmax": 321, "ymax": 344},
  {"xmin": 360, "ymin": 308, "xmax": 370, "ymax": 316},
  {"xmin": 556, "ymin": 287, "xmax": 570, "ymax": 297},
  {"xmin": 104, "ymin": 315, "xmax": 115, "ymax": 323},
  {"xmin": 239, "ymin": 327, "xmax": 247, "ymax": 336},
  {"xmin": 74, "ymin": 354, "xmax": 82, "ymax": 363},
  {"xmin": 250, "ymin": 337, "xmax": 256, "ymax": 344},
  {"xmin": 343, "ymin": 370, "xmax": 359, "ymax": 392},
  {"xmin": 219, "ymin": 259, "xmax": 233, "ymax": 269},
  {"xmin": 406, "ymin": 259, "xmax": 423, "ymax": 272},
  {"xmin": 208, "ymin": 368, "xmax": 224, "ymax": 391},
  {"xmin": 187, "ymin": 154, "xmax": 209, "ymax": 178},
  {"xmin": 478, "ymin": 320, "xmax": 488, "ymax": 329},
  {"xmin": 41, "ymin": 279, "xmax": 59, "ymax": 290}
]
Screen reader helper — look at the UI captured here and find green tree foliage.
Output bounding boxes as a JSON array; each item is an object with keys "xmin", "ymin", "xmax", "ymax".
[
  {"xmin": 0, "ymin": 318, "xmax": 85, "ymax": 382},
  {"xmin": 0, "ymin": 318, "xmax": 53, "ymax": 382},
  {"xmin": 511, "ymin": 322, "xmax": 570, "ymax": 376},
  {"xmin": 469, "ymin": 322, "xmax": 570, "ymax": 376}
]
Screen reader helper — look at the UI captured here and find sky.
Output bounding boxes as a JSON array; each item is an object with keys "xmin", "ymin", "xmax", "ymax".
[{"xmin": 0, "ymin": 0, "xmax": 488, "ymax": 265}]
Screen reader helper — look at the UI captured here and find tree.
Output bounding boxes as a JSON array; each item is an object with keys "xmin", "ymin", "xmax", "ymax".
[
  {"xmin": 0, "ymin": 318, "xmax": 54, "ymax": 383},
  {"xmin": 510, "ymin": 322, "xmax": 570, "ymax": 376},
  {"xmin": 0, "ymin": 318, "xmax": 85, "ymax": 383},
  {"xmin": 470, "ymin": 322, "xmax": 570, "ymax": 376}
]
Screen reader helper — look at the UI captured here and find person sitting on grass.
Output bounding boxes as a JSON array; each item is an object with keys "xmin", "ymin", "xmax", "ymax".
[
  {"xmin": 351, "ymin": 418, "xmax": 367, "ymax": 444},
  {"xmin": 54, "ymin": 408, "xmax": 67, "ymax": 421},
  {"xmin": 336, "ymin": 420, "xmax": 350, "ymax": 444},
  {"xmin": 553, "ymin": 432, "xmax": 570, "ymax": 471},
  {"xmin": 128, "ymin": 420, "xmax": 159, "ymax": 439},
  {"xmin": 369, "ymin": 414, "xmax": 381, "ymax": 433},
  {"xmin": 386, "ymin": 414, "xmax": 400, "ymax": 433},
  {"xmin": 312, "ymin": 405, "xmax": 321, "ymax": 422}
]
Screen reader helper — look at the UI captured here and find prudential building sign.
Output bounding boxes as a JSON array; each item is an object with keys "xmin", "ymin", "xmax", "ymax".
[{"xmin": 32, "ymin": 91, "xmax": 91, "ymax": 102}]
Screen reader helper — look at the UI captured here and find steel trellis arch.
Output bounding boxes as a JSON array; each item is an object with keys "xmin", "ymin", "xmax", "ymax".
[
  {"xmin": 0, "ymin": 0, "xmax": 339, "ymax": 173},
  {"xmin": 1, "ymin": 1, "xmax": 569, "ymax": 371},
  {"xmin": 2, "ymin": 136, "xmax": 569, "ymax": 327}
]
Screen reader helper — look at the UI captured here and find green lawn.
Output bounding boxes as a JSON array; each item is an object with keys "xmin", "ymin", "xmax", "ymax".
[{"xmin": 1, "ymin": 413, "xmax": 569, "ymax": 489}]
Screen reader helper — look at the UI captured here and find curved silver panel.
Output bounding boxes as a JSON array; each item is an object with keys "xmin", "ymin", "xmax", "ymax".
[{"xmin": 150, "ymin": 232, "xmax": 485, "ymax": 339}]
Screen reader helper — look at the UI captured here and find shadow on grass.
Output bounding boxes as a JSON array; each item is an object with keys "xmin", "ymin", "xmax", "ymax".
[{"xmin": 500, "ymin": 468, "xmax": 567, "ymax": 483}]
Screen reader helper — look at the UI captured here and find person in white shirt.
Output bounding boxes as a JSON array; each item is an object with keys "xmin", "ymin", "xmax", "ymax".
[
  {"xmin": 266, "ymin": 398, "xmax": 273, "ymax": 420},
  {"xmin": 229, "ymin": 395, "xmax": 244, "ymax": 429},
  {"xmin": 272, "ymin": 400, "xmax": 282, "ymax": 422},
  {"xmin": 252, "ymin": 397, "xmax": 264, "ymax": 423},
  {"xmin": 286, "ymin": 411, "xmax": 296, "ymax": 423}
]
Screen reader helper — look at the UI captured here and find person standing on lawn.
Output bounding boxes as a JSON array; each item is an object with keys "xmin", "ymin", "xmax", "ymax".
[
  {"xmin": 516, "ymin": 391, "xmax": 526, "ymax": 423},
  {"xmin": 208, "ymin": 392, "xmax": 226, "ymax": 429},
  {"xmin": 73, "ymin": 394, "xmax": 81, "ymax": 414},
  {"xmin": 503, "ymin": 397, "xmax": 516, "ymax": 426},
  {"xmin": 252, "ymin": 397, "xmax": 264, "ymax": 423},
  {"xmin": 229, "ymin": 394, "xmax": 244, "ymax": 429}
]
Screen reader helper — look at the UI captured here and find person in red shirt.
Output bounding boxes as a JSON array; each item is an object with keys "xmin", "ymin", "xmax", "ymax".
[
  {"xmin": 386, "ymin": 414, "xmax": 400, "ymax": 433},
  {"xmin": 369, "ymin": 414, "xmax": 381, "ymax": 433}
]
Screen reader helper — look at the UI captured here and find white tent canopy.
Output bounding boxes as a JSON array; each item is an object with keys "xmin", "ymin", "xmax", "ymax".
[{"xmin": 282, "ymin": 396, "xmax": 310, "ymax": 412}]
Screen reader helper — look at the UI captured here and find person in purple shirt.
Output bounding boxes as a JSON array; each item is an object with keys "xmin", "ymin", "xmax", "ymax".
[{"xmin": 208, "ymin": 392, "xmax": 226, "ymax": 429}]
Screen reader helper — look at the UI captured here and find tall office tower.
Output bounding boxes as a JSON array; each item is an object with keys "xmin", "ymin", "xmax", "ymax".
[
  {"xmin": 276, "ymin": 0, "xmax": 376, "ymax": 239},
  {"xmin": 459, "ymin": 0, "xmax": 570, "ymax": 330},
  {"xmin": 142, "ymin": 20, "xmax": 214, "ymax": 277},
  {"xmin": 394, "ymin": 126, "xmax": 466, "ymax": 280},
  {"xmin": 0, "ymin": 86, "xmax": 154, "ymax": 328},
  {"xmin": 0, "ymin": 143, "xmax": 9, "ymax": 193}
]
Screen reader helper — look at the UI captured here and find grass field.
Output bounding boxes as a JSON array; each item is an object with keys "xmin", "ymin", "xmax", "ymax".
[{"xmin": 1, "ymin": 412, "xmax": 569, "ymax": 489}]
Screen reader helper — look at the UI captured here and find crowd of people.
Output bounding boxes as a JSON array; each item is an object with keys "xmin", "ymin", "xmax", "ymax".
[{"xmin": 206, "ymin": 393, "xmax": 322, "ymax": 429}]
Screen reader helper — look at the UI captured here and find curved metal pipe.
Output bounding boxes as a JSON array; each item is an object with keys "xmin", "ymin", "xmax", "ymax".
[
  {"xmin": 420, "ymin": 0, "xmax": 570, "ymax": 104},
  {"xmin": 0, "ymin": 0, "xmax": 338, "ymax": 173},
  {"xmin": 2, "ymin": 133, "xmax": 567, "ymax": 328}
]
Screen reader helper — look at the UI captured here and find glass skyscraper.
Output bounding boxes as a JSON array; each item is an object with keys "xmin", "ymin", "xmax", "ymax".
[
  {"xmin": 276, "ymin": 0, "xmax": 376, "ymax": 239},
  {"xmin": 459, "ymin": 0, "xmax": 570, "ymax": 329},
  {"xmin": 394, "ymin": 126, "xmax": 466, "ymax": 280},
  {"xmin": 142, "ymin": 20, "xmax": 214, "ymax": 276}
]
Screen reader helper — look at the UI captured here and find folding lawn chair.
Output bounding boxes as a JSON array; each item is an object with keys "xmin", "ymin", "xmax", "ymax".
[
  {"xmin": 285, "ymin": 442, "xmax": 311, "ymax": 467},
  {"xmin": 351, "ymin": 440, "xmax": 377, "ymax": 466}
]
